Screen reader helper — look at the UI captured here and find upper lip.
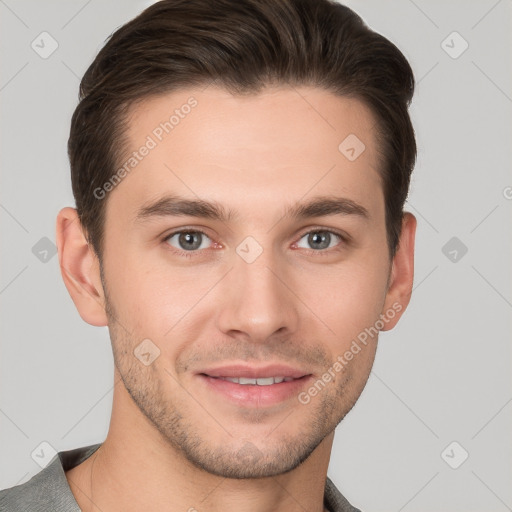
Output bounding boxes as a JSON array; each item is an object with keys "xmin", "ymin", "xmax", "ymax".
[{"xmin": 198, "ymin": 363, "xmax": 310, "ymax": 379}]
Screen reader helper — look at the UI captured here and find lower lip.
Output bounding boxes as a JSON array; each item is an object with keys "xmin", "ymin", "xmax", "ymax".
[{"xmin": 198, "ymin": 374, "xmax": 312, "ymax": 407}]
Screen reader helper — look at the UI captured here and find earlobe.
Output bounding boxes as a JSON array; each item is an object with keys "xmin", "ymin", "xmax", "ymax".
[
  {"xmin": 380, "ymin": 212, "xmax": 417, "ymax": 331},
  {"xmin": 56, "ymin": 207, "xmax": 108, "ymax": 327}
]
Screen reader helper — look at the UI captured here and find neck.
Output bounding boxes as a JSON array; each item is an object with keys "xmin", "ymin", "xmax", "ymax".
[{"xmin": 66, "ymin": 374, "xmax": 334, "ymax": 512}]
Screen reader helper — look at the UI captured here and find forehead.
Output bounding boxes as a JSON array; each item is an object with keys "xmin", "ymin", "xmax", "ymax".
[{"xmin": 106, "ymin": 85, "xmax": 383, "ymax": 224}]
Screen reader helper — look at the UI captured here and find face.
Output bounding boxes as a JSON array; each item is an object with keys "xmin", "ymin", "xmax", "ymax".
[{"xmin": 96, "ymin": 86, "xmax": 400, "ymax": 478}]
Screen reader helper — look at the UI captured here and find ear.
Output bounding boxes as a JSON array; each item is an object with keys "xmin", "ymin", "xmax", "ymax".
[
  {"xmin": 380, "ymin": 212, "xmax": 416, "ymax": 331},
  {"xmin": 56, "ymin": 207, "xmax": 108, "ymax": 326}
]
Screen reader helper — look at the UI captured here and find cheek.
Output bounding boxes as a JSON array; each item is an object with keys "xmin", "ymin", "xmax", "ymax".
[
  {"xmin": 301, "ymin": 258, "xmax": 389, "ymax": 340},
  {"xmin": 103, "ymin": 232, "xmax": 390, "ymax": 358},
  {"xmin": 104, "ymin": 253, "xmax": 219, "ymax": 349}
]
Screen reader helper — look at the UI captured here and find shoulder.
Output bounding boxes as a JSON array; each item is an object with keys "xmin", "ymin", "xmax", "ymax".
[
  {"xmin": 0, "ymin": 444, "xmax": 101, "ymax": 512},
  {"xmin": 325, "ymin": 475, "xmax": 363, "ymax": 512},
  {"xmin": 0, "ymin": 456, "xmax": 78, "ymax": 511}
]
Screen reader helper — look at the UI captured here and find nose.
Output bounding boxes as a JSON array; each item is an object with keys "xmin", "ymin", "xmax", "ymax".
[{"xmin": 216, "ymin": 248, "xmax": 300, "ymax": 343}]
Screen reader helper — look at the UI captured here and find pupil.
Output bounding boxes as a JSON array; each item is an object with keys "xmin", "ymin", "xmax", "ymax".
[
  {"xmin": 180, "ymin": 232, "xmax": 200, "ymax": 250},
  {"xmin": 310, "ymin": 231, "xmax": 329, "ymax": 250}
]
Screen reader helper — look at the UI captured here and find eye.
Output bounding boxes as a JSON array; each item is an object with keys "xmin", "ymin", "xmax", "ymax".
[
  {"xmin": 164, "ymin": 230, "xmax": 213, "ymax": 252},
  {"xmin": 295, "ymin": 229, "xmax": 344, "ymax": 252}
]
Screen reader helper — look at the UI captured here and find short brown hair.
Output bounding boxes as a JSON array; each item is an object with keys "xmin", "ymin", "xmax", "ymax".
[{"xmin": 68, "ymin": 0, "xmax": 416, "ymax": 259}]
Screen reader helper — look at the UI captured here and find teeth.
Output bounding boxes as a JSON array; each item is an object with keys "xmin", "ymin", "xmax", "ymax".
[
  {"xmin": 255, "ymin": 377, "xmax": 274, "ymax": 386},
  {"xmin": 239, "ymin": 377, "xmax": 257, "ymax": 385},
  {"xmin": 218, "ymin": 376, "xmax": 291, "ymax": 385}
]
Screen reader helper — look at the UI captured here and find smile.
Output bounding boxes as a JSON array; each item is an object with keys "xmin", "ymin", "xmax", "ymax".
[{"xmin": 212, "ymin": 376, "xmax": 296, "ymax": 385}]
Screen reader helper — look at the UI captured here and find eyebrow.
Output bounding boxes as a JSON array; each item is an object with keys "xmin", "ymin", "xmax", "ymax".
[{"xmin": 134, "ymin": 194, "xmax": 369, "ymax": 224}]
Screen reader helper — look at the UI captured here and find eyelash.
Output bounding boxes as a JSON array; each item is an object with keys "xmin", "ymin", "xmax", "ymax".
[{"xmin": 162, "ymin": 227, "xmax": 349, "ymax": 259}]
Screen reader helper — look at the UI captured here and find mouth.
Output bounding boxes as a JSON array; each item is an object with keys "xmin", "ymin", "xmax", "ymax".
[
  {"xmin": 195, "ymin": 364, "xmax": 313, "ymax": 407},
  {"xmin": 210, "ymin": 376, "xmax": 296, "ymax": 385}
]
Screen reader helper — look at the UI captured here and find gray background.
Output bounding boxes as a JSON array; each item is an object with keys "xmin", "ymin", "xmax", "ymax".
[{"xmin": 1, "ymin": 1, "xmax": 511, "ymax": 510}]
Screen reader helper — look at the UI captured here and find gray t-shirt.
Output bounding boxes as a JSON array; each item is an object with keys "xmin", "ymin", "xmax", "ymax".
[{"xmin": 0, "ymin": 444, "xmax": 362, "ymax": 512}]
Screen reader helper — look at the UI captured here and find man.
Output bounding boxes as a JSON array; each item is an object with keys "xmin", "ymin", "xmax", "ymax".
[{"xmin": 0, "ymin": 0, "xmax": 416, "ymax": 510}]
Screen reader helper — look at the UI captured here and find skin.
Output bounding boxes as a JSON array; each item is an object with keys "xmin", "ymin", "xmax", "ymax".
[{"xmin": 57, "ymin": 85, "xmax": 416, "ymax": 512}]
